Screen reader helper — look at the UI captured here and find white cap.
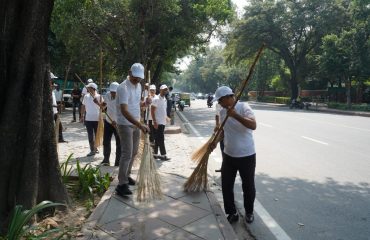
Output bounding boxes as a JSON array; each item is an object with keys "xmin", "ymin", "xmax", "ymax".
[
  {"xmin": 149, "ymin": 84, "xmax": 156, "ymax": 90},
  {"xmin": 130, "ymin": 63, "xmax": 145, "ymax": 79},
  {"xmin": 109, "ymin": 82, "xmax": 119, "ymax": 92},
  {"xmin": 160, "ymin": 84, "xmax": 168, "ymax": 90},
  {"xmin": 87, "ymin": 83, "xmax": 98, "ymax": 90},
  {"xmin": 87, "ymin": 78, "xmax": 93, "ymax": 83},
  {"xmin": 50, "ymin": 72, "xmax": 58, "ymax": 79},
  {"xmin": 213, "ymin": 86, "xmax": 234, "ymax": 102}
]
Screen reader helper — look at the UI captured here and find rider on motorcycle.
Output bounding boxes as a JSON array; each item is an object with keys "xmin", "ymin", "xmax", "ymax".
[{"xmin": 207, "ymin": 94, "xmax": 214, "ymax": 107}]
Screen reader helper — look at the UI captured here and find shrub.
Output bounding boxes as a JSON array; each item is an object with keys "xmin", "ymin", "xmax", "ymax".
[
  {"xmin": 275, "ymin": 97, "xmax": 291, "ymax": 104},
  {"xmin": 328, "ymin": 102, "xmax": 370, "ymax": 111}
]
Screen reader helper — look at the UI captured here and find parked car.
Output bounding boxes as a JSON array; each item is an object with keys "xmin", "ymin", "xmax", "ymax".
[
  {"xmin": 63, "ymin": 89, "xmax": 73, "ymax": 107},
  {"xmin": 196, "ymin": 93, "xmax": 205, "ymax": 99}
]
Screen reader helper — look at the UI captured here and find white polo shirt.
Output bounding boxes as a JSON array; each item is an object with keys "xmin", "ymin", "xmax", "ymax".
[
  {"xmin": 151, "ymin": 94, "xmax": 167, "ymax": 125},
  {"xmin": 116, "ymin": 78, "xmax": 142, "ymax": 125},
  {"xmin": 52, "ymin": 92, "xmax": 58, "ymax": 114},
  {"xmin": 53, "ymin": 89, "xmax": 63, "ymax": 102},
  {"xmin": 82, "ymin": 93, "xmax": 102, "ymax": 121},
  {"xmin": 220, "ymin": 102, "xmax": 255, "ymax": 157},
  {"xmin": 103, "ymin": 92, "xmax": 117, "ymax": 123}
]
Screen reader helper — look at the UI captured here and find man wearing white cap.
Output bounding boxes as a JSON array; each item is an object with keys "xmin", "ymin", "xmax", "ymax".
[
  {"xmin": 81, "ymin": 82, "xmax": 104, "ymax": 157},
  {"xmin": 50, "ymin": 73, "xmax": 66, "ymax": 143},
  {"xmin": 80, "ymin": 78, "xmax": 94, "ymax": 117},
  {"xmin": 210, "ymin": 86, "xmax": 257, "ymax": 224},
  {"xmin": 147, "ymin": 84, "xmax": 157, "ymax": 144},
  {"xmin": 151, "ymin": 84, "xmax": 171, "ymax": 161},
  {"xmin": 100, "ymin": 82, "xmax": 120, "ymax": 166},
  {"xmin": 115, "ymin": 63, "xmax": 150, "ymax": 197}
]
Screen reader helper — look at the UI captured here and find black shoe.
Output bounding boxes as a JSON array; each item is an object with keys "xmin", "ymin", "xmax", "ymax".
[
  {"xmin": 159, "ymin": 156, "xmax": 171, "ymax": 161},
  {"xmin": 215, "ymin": 169, "xmax": 221, "ymax": 172},
  {"xmin": 227, "ymin": 213, "xmax": 239, "ymax": 224},
  {"xmin": 71, "ymin": 120, "xmax": 76, "ymax": 123},
  {"xmin": 115, "ymin": 184, "xmax": 132, "ymax": 196},
  {"xmin": 114, "ymin": 161, "xmax": 120, "ymax": 167},
  {"xmin": 95, "ymin": 149, "xmax": 99, "ymax": 154},
  {"xmin": 100, "ymin": 161, "xmax": 109, "ymax": 166},
  {"xmin": 59, "ymin": 139, "xmax": 67, "ymax": 143},
  {"xmin": 245, "ymin": 214, "xmax": 254, "ymax": 223},
  {"xmin": 128, "ymin": 177, "xmax": 136, "ymax": 186},
  {"xmin": 153, "ymin": 154, "xmax": 160, "ymax": 159},
  {"xmin": 86, "ymin": 151, "xmax": 95, "ymax": 157}
]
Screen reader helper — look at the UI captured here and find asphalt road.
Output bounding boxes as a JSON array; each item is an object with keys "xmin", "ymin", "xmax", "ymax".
[{"xmin": 178, "ymin": 99, "xmax": 370, "ymax": 240}]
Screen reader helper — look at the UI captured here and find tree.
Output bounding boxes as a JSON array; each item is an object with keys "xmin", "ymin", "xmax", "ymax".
[
  {"xmin": 0, "ymin": 0, "xmax": 68, "ymax": 232},
  {"xmin": 225, "ymin": 0, "xmax": 348, "ymax": 100}
]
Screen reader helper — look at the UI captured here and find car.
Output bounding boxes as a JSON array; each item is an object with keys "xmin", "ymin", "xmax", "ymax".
[
  {"xmin": 196, "ymin": 93, "xmax": 205, "ymax": 99},
  {"xmin": 190, "ymin": 93, "xmax": 196, "ymax": 100},
  {"xmin": 62, "ymin": 89, "xmax": 73, "ymax": 107}
]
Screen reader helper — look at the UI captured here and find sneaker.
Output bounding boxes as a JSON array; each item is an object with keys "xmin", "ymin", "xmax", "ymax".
[
  {"xmin": 153, "ymin": 154, "xmax": 160, "ymax": 159},
  {"xmin": 115, "ymin": 184, "xmax": 132, "ymax": 196},
  {"xmin": 86, "ymin": 151, "xmax": 95, "ymax": 157},
  {"xmin": 128, "ymin": 177, "xmax": 136, "ymax": 186},
  {"xmin": 159, "ymin": 155, "xmax": 171, "ymax": 161},
  {"xmin": 59, "ymin": 139, "xmax": 68, "ymax": 143},
  {"xmin": 227, "ymin": 213, "xmax": 239, "ymax": 224},
  {"xmin": 245, "ymin": 214, "xmax": 254, "ymax": 223},
  {"xmin": 100, "ymin": 161, "xmax": 109, "ymax": 166}
]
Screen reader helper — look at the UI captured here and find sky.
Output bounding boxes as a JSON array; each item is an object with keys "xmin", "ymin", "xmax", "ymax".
[{"xmin": 175, "ymin": 0, "xmax": 248, "ymax": 71}]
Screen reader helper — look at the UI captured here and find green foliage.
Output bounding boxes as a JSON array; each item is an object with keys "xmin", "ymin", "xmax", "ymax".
[
  {"xmin": 274, "ymin": 97, "xmax": 291, "ymax": 105},
  {"xmin": 6, "ymin": 201, "xmax": 65, "ymax": 240},
  {"xmin": 59, "ymin": 153, "xmax": 73, "ymax": 183},
  {"xmin": 75, "ymin": 161, "xmax": 111, "ymax": 198},
  {"xmin": 327, "ymin": 102, "xmax": 370, "ymax": 111}
]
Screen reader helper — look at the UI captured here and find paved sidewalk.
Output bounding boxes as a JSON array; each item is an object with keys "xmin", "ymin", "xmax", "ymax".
[{"xmin": 58, "ymin": 109, "xmax": 241, "ymax": 240}]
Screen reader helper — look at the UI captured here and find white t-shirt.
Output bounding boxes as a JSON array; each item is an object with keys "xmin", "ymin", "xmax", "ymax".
[
  {"xmin": 103, "ymin": 92, "xmax": 117, "ymax": 123},
  {"xmin": 151, "ymin": 94, "xmax": 167, "ymax": 125},
  {"xmin": 82, "ymin": 87, "xmax": 87, "ymax": 95},
  {"xmin": 52, "ymin": 92, "xmax": 58, "ymax": 114},
  {"xmin": 220, "ymin": 102, "xmax": 256, "ymax": 157},
  {"xmin": 53, "ymin": 89, "xmax": 63, "ymax": 102},
  {"xmin": 215, "ymin": 103, "xmax": 222, "ymax": 117},
  {"xmin": 116, "ymin": 79, "xmax": 142, "ymax": 125},
  {"xmin": 82, "ymin": 93, "xmax": 102, "ymax": 121}
]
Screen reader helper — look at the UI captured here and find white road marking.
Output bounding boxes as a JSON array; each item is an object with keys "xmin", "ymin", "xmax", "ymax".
[
  {"xmin": 259, "ymin": 122, "xmax": 273, "ymax": 128},
  {"xmin": 178, "ymin": 110, "xmax": 292, "ymax": 240},
  {"xmin": 255, "ymin": 199, "xmax": 293, "ymax": 240},
  {"xmin": 296, "ymin": 117, "xmax": 370, "ymax": 132},
  {"xmin": 301, "ymin": 136, "xmax": 329, "ymax": 145}
]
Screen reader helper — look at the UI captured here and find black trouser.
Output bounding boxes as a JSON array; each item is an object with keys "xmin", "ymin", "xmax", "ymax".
[
  {"xmin": 72, "ymin": 101, "xmax": 81, "ymax": 121},
  {"xmin": 222, "ymin": 153, "xmax": 256, "ymax": 215},
  {"xmin": 85, "ymin": 121, "xmax": 98, "ymax": 152},
  {"xmin": 153, "ymin": 124, "xmax": 166, "ymax": 155},
  {"xmin": 148, "ymin": 120, "xmax": 155, "ymax": 143},
  {"xmin": 53, "ymin": 114, "xmax": 64, "ymax": 141},
  {"xmin": 103, "ymin": 120, "xmax": 121, "ymax": 165}
]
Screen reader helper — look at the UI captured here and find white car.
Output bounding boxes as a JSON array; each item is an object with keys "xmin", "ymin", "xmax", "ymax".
[{"xmin": 62, "ymin": 89, "xmax": 73, "ymax": 107}]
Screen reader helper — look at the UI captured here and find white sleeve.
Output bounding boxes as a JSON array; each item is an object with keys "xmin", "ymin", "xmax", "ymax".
[
  {"xmin": 243, "ymin": 103, "xmax": 255, "ymax": 119},
  {"xmin": 82, "ymin": 95, "xmax": 87, "ymax": 105},
  {"xmin": 118, "ymin": 85, "xmax": 129, "ymax": 105}
]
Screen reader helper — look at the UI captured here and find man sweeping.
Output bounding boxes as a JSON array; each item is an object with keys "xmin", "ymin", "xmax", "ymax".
[
  {"xmin": 210, "ymin": 86, "xmax": 257, "ymax": 224},
  {"xmin": 80, "ymin": 82, "xmax": 103, "ymax": 157},
  {"xmin": 101, "ymin": 82, "xmax": 120, "ymax": 166},
  {"xmin": 115, "ymin": 63, "xmax": 150, "ymax": 197},
  {"xmin": 151, "ymin": 84, "xmax": 171, "ymax": 161}
]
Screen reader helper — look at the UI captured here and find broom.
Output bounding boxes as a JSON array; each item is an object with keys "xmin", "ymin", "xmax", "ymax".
[
  {"xmin": 136, "ymin": 70, "xmax": 163, "ymax": 202},
  {"xmin": 184, "ymin": 44, "xmax": 266, "ymax": 192}
]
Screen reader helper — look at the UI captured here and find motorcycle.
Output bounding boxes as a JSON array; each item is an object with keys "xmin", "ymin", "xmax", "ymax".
[
  {"xmin": 178, "ymin": 100, "xmax": 185, "ymax": 111},
  {"xmin": 207, "ymin": 95, "xmax": 214, "ymax": 108}
]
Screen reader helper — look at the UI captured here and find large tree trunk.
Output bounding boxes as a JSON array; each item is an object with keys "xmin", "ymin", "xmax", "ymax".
[{"xmin": 0, "ymin": 0, "xmax": 69, "ymax": 232}]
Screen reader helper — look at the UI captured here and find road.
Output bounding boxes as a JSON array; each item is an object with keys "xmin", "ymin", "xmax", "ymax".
[{"xmin": 177, "ymin": 99, "xmax": 370, "ymax": 240}]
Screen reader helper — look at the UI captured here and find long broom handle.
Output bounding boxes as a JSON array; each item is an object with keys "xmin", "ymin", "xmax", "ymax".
[
  {"xmin": 212, "ymin": 44, "xmax": 266, "ymax": 145},
  {"xmin": 146, "ymin": 70, "xmax": 151, "ymax": 121},
  {"xmin": 75, "ymin": 73, "xmax": 115, "ymax": 124}
]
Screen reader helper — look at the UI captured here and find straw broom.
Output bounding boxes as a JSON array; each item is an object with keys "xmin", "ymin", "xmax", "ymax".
[
  {"xmin": 184, "ymin": 44, "xmax": 266, "ymax": 192},
  {"xmin": 136, "ymin": 70, "xmax": 163, "ymax": 202}
]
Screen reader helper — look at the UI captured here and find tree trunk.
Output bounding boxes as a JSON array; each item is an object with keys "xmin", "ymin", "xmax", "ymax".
[
  {"xmin": 152, "ymin": 59, "xmax": 164, "ymax": 86},
  {"xmin": 346, "ymin": 78, "xmax": 352, "ymax": 108},
  {"xmin": 0, "ymin": 0, "xmax": 69, "ymax": 232},
  {"xmin": 290, "ymin": 69, "xmax": 299, "ymax": 100}
]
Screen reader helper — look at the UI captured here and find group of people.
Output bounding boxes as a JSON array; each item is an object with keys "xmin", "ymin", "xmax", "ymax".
[
  {"xmin": 77, "ymin": 63, "xmax": 171, "ymax": 197},
  {"xmin": 50, "ymin": 63, "xmax": 257, "ymax": 225}
]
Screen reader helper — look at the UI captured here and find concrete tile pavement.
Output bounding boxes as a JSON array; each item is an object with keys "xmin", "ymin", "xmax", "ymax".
[{"xmin": 57, "ymin": 109, "xmax": 240, "ymax": 239}]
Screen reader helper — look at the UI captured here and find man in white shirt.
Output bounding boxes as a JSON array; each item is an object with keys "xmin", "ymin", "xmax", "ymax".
[
  {"xmin": 50, "ymin": 73, "xmax": 66, "ymax": 143},
  {"xmin": 81, "ymin": 83, "xmax": 103, "ymax": 157},
  {"xmin": 115, "ymin": 63, "xmax": 150, "ymax": 197},
  {"xmin": 147, "ymin": 84, "xmax": 157, "ymax": 144},
  {"xmin": 210, "ymin": 86, "xmax": 257, "ymax": 224},
  {"xmin": 101, "ymin": 82, "xmax": 120, "ymax": 166},
  {"xmin": 53, "ymin": 84, "xmax": 63, "ymax": 113},
  {"xmin": 151, "ymin": 84, "xmax": 171, "ymax": 161}
]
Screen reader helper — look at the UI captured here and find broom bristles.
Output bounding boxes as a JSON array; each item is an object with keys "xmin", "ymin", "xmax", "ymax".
[
  {"xmin": 136, "ymin": 136, "xmax": 162, "ymax": 202},
  {"xmin": 94, "ymin": 113, "xmax": 104, "ymax": 148},
  {"xmin": 191, "ymin": 134, "xmax": 215, "ymax": 163},
  {"xmin": 184, "ymin": 152, "xmax": 210, "ymax": 192}
]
